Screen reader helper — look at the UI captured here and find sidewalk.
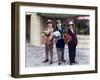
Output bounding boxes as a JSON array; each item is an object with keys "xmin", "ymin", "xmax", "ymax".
[
  {"xmin": 25, "ymin": 35, "xmax": 90, "ymax": 67},
  {"xmin": 25, "ymin": 45, "xmax": 90, "ymax": 67}
]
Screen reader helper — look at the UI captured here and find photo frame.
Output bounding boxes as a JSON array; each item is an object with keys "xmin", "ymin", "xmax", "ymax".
[{"xmin": 11, "ymin": 2, "xmax": 98, "ymax": 78}]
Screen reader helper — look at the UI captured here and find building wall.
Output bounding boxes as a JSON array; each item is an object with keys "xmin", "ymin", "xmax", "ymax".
[{"xmin": 30, "ymin": 13, "xmax": 44, "ymax": 46}]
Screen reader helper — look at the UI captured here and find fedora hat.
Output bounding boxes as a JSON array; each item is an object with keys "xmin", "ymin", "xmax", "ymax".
[{"xmin": 68, "ymin": 21, "xmax": 73, "ymax": 25}]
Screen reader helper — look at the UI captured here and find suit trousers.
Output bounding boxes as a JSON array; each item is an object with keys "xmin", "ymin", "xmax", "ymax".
[
  {"xmin": 56, "ymin": 48, "xmax": 64, "ymax": 64},
  {"xmin": 45, "ymin": 43, "xmax": 53, "ymax": 62},
  {"xmin": 68, "ymin": 46, "xmax": 76, "ymax": 63}
]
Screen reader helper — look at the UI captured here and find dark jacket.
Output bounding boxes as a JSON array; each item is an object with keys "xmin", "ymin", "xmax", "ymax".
[
  {"xmin": 67, "ymin": 29, "xmax": 78, "ymax": 48},
  {"xmin": 54, "ymin": 26, "xmax": 66, "ymax": 48}
]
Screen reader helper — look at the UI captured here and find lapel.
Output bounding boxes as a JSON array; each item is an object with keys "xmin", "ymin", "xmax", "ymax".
[
  {"xmin": 69, "ymin": 29, "xmax": 75, "ymax": 35},
  {"xmin": 59, "ymin": 27, "xmax": 63, "ymax": 32}
]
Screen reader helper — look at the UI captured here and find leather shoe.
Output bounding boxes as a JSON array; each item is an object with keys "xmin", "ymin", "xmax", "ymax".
[{"xmin": 42, "ymin": 59, "xmax": 49, "ymax": 63}]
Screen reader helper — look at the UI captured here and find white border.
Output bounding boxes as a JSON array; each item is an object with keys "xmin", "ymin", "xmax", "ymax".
[{"xmin": 19, "ymin": 6, "xmax": 95, "ymax": 74}]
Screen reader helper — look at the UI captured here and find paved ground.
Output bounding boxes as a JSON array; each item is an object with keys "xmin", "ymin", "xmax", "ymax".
[{"xmin": 25, "ymin": 45, "xmax": 90, "ymax": 67}]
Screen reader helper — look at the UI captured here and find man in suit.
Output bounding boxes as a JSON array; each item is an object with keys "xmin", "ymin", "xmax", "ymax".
[
  {"xmin": 54, "ymin": 19, "xmax": 66, "ymax": 65},
  {"xmin": 42, "ymin": 19, "xmax": 54, "ymax": 64},
  {"xmin": 67, "ymin": 21, "xmax": 78, "ymax": 65}
]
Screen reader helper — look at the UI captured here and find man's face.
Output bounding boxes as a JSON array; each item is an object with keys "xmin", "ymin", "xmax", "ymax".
[
  {"xmin": 69, "ymin": 25, "xmax": 73, "ymax": 29},
  {"xmin": 48, "ymin": 23, "xmax": 53, "ymax": 28},
  {"xmin": 57, "ymin": 23, "xmax": 61, "ymax": 27}
]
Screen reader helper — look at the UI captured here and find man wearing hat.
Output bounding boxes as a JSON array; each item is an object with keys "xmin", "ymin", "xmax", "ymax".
[
  {"xmin": 54, "ymin": 19, "xmax": 66, "ymax": 65},
  {"xmin": 42, "ymin": 19, "xmax": 54, "ymax": 64},
  {"xmin": 67, "ymin": 21, "xmax": 78, "ymax": 65}
]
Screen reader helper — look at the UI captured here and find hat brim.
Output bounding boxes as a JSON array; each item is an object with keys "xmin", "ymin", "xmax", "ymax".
[
  {"xmin": 67, "ymin": 24, "xmax": 73, "ymax": 26},
  {"xmin": 47, "ymin": 22, "xmax": 53, "ymax": 24}
]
